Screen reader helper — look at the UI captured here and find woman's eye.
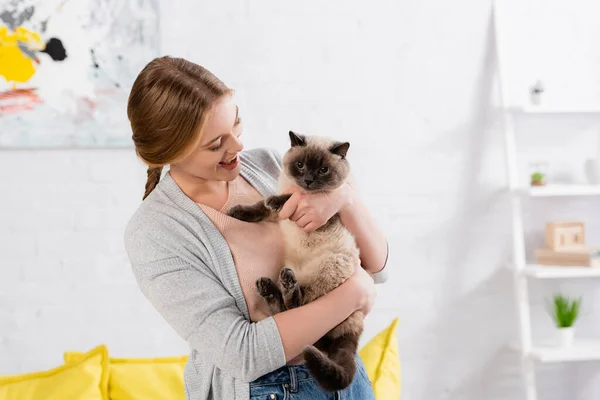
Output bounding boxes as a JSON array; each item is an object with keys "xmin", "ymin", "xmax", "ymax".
[
  {"xmin": 209, "ymin": 142, "xmax": 222, "ymax": 151},
  {"xmin": 296, "ymin": 161, "xmax": 304, "ymax": 169},
  {"xmin": 235, "ymin": 116, "xmax": 242, "ymax": 125},
  {"xmin": 319, "ymin": 166, "xmax": 329, "ymax": 174}
]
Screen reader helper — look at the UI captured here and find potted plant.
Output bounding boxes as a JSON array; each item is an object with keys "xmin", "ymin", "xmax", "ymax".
[
  {"xmin": 546, "ymin": 294, "xmax": 581, "ymax": 347},
  {"xmin": 531, "ymin": 171, "xmax": 546, "ymax": 186},
  {"xmin": 529, "ymin": 161, "xmax": 548, "ymax": 187}
]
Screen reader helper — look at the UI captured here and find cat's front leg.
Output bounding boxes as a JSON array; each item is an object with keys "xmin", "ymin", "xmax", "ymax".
[
  {"xmin": 227, "ymin": 200, "xmax": 272, "ymax": 222},
  {"xmin": 256, "ymin": 277, "xmax": 286, "ymax": 314},
  {"xmin": 279, "ymin": 268, "xmax": 303, "ymax": 309},
  {"xmin": 264, "ymin": 194, "xmax": 292, "ymax": 212}
]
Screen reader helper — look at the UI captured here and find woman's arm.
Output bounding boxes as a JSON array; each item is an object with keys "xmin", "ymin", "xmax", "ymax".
[
  {"xmin": 338, "ymin": 184, "xmax": 389, "ymax": 275},
  {"xmin": 274, "ymin": 265, "xmax": 375, "ymax": 361},
  {"xmin": 129, "ymin": 252, "xmax": 375, "ymax": 381},
  {"xmin": 279, "ymin": 184, "xmax": 389, "ymax": 281}
]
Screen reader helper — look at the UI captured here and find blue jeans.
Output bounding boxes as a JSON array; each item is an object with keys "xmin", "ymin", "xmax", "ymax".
[{"xmin": 250, "ymin": 355, "xmax": 375, "ymax": 400}]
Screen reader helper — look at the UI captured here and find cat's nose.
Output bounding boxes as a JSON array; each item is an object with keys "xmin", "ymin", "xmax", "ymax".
[{"xmin": 304, "ymin": 179, "xmax": 314, "ymax": 187}]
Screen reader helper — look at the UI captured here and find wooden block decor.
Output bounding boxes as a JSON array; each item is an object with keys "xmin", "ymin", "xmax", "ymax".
[
  {"xmin": 535, "ymin": 247, "xmax": 600, "ymax": 267},
  {"xmin": 535, "ymin": 221, "xmax": 600, "ymax": 267},
  {"xmin": 545, "ymin": 221, "xmax": 585, "ymax": 251}
]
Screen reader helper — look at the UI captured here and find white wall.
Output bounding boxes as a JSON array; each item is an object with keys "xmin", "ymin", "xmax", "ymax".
[
  {"xmin": 0, "ymin": 150, "xmax": 190, "ymax": 367},
  {"xmin": 3, "ymin": 0, "xmax": 600, "ymax": 399}
]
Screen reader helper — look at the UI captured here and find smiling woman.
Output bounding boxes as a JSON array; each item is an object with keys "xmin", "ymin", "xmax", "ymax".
[
  {"xmin": 168, "ymin": 99, "xmax": 245, "ymax": 208},
  {"xmin": 127, "ymin": 56, "xmax": 236, "ymax": 201},
  {"xmin": 124, "ymin": 56, "xmax": 387, "ymax": 400}
]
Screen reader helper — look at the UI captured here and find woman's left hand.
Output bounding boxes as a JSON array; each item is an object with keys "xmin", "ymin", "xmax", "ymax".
[{"xmin": 278, "ymin": 184, "xmax": 354, "ymax": 232}]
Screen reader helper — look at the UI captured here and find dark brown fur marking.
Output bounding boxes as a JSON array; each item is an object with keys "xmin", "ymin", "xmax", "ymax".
[
  {"xmin": 227, "ymin": 200, "xmax": 272, "ymax": 222},
  {"xmin": 303, "ymin": 331, "xmax": 360, "ymax": 392},
  {"xmin": 255, "ymin": 277, "xmax": 286, "ymax": 314},
  {"xmin": 227, "ymin": 194, "xmax": 292, "ymax": 223},
  {"xmin": 289, "ymin": 131, "xmax": 307, "ymax": 147},
  {"xmin": 284, "ymin": 144, "xmax": 349, "ymax": 193},
  {"xmin": 254, "ymin": 269, "xmax": 304, "ymax": 312},
  {"xmin": 314, "ymin": 335, "xmax": 334, "ymax": 353},
  {"xmin": 280, "ymin": 268, "xmax": 303, "ymax": 309},
  {"xmin": 265, "ymin": 194, "xmax": 292, "ymax": 212},
  {"xmin": 329, "ymin": 142, "xmax": 350, "ymax": 158}
]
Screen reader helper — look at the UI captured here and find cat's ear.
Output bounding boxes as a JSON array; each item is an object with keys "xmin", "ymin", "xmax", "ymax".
[
  {"xmin": 289, "ymin": 131, "xmax": 307, "ymax": 147},
  {"xmin": 330, "ymin": 142, "xmax": 350, "ymax": 159}
]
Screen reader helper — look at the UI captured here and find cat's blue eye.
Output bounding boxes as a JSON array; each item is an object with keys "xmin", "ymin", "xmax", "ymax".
[
  {"xmin": 319, "ymin": 166, "xmax": 329, "ymax": 174},
  {"xmin": 296, "ymin": 161, "xmax": 304, "ymax": 169}
]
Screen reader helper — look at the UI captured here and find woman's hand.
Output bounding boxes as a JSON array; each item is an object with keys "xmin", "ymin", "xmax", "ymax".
[
  {"xmin": 346, "ymin": 264, "xmax": 377, "ymax": 316},
  {"xmin": 278, "ymin": 184, "xmax": 354, "ymax": 232}
]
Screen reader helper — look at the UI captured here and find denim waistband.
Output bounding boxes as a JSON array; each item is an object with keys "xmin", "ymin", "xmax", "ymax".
[
  {"xmin": 250, "ymin": 363, "xmax": 313, "ymax": 389},
  {"xmin": 251, "ymin": 354, "xmax": 364, "ymax": 389}
]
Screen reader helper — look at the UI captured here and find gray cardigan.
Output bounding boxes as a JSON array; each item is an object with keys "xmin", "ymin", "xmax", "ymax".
[{"xmin": 124, "ymin": 148, "xmax": 388, "ymax": 400}]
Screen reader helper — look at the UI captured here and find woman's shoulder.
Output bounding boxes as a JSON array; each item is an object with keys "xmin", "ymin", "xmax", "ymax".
[
  {"xmin": 123, "ymin": 196, "xmax": 184, "ymax": 267},
  {"xmin": 240, "ymin": 147, "xmax": 282, "ymax": 177},
  {"xmin": 123, "ymin": 180, "xmax": 214, "ymax": 268}
]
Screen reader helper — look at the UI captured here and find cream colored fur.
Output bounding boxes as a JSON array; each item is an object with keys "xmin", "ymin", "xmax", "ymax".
[{"xmin": 277, "ymin": 170, "xmax": 362, "ymax": 338}]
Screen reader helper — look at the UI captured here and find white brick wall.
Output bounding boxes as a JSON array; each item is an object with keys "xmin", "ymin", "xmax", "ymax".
[
  {"xmin": 0, "ymin": 150, "xmax": 190, "ymax": 371},
  {"xmin": 3, "ymin": 0, "xmax": 600, "ymax": 399}
]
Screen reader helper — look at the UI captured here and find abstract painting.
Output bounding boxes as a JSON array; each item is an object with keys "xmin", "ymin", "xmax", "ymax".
[{"xmin": 0, "ymin": 0, "xmax": 159, "ymax": 148}]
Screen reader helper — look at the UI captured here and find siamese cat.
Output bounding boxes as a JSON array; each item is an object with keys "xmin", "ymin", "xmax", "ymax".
[{"xmin": 227, "ymin": 131, "xmax": 363, "ymax": 392}]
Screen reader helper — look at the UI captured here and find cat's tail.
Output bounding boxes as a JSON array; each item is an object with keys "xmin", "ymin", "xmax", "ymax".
[{"xmin": 302, "ymin": 344, "xmax": 357, "ymax": 392}]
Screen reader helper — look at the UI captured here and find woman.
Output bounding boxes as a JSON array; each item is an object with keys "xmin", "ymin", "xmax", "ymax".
[{"xmin": 124, "ymin": 56, "xmax": 389, "ymax": 400}]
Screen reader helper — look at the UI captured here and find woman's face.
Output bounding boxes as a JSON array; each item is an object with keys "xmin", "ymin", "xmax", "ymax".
[{"xmin": 172, "ymin": 96, "xmax": 244, "ymax": 182}]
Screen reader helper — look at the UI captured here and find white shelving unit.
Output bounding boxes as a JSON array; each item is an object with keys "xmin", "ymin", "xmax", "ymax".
[
  {"xmin": 514, "ymin": 184, "xmax": 600, "ymax": 197},
  {"xmin": 530, "ymin": 340, "xmax": 600, "ymax": 363},
  {"xmin": 509, "ymin": 106, "xmax": 600, "ymax": 114},
  {"xmin": 522, "ymin": 265, "xmax": 600, "ymax": 279},
  {"xmin": 493, "ymin": 1, "xmax": 600, "ymax": 399}
]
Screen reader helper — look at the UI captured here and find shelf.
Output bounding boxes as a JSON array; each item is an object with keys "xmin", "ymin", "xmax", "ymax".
[
  {"xmin": 522, "ymin": 265, "xmax": 600, "ymax": 278},
  {"xmin": 514, "ymin": 184, "xmax": 600, "ymax": 197},
  {"xmin": 530, "ymin": 340, "xmax": 600, "ymax": 363},
  {"xmin": 508, "ymin": 106, "xmax": 600, "ymax": 114},
  {"xmin": 511, "ymin": 340, "xmax": 600, "ymax": 363}
]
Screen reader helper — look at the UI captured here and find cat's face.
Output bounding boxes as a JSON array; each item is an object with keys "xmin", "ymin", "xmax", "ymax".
[{"xmin": 282, "ymin": 131, "xmax": 350, "ymax": 192}]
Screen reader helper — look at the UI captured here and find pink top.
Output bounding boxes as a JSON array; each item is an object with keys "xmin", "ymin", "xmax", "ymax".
[{"xmin": 198, "ymin": 176, "xmax": 285, "ymax": 323}]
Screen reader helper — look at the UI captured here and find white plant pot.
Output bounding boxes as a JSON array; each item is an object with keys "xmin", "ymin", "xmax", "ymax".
[
  {"xmin": 557, "ymin": 327, "xmax": 575, "ymax": 347},
  {"xmin": 530, "ymin": 92, "xmax": 542, "ymax": 106}
]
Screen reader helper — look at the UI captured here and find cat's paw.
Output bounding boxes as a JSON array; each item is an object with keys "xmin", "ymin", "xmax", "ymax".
[
  {"xmin": 256, "ymin": 277, "xmax": 279, "ymax": 299},
  {"xmin": 227, "ymin": 205, "xmax": 262, "ymax": 222},
  {"xmin": 265, "ymin": 194, "xmax": 292, "ymax": 212},
  {"xmin": 279, "ymin": 268, "xmax": 298, "ymax": 292}
]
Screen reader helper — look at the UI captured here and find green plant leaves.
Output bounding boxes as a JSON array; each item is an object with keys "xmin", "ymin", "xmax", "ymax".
[
  {"xmin": 531, "ymin": 172, "xmax": 545, "ymax": 181},
  {"xmin": 546, "ymin": 294, "xmax": 582, "ymax": 328}
]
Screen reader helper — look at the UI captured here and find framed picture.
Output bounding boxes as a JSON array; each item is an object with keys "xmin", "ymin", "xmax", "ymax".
[{"xmin": 0, "ymin": 0, "xmax": 159, "ymax": 148}]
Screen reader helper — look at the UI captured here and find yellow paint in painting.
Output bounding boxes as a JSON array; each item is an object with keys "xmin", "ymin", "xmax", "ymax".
[{"xmin": 0, "ymin": 25, "xmax": 44, "ymax": 84}]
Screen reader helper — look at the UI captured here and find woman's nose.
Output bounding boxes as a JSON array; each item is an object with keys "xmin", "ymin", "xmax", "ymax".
[{"xmin": 231, "ymin": 135, "xmax": 244, "ymax": 152}]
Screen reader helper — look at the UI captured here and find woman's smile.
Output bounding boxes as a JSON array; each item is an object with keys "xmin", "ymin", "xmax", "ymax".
[{"xmin": 219, "ymin": 154, "xmax": 239, "ymax": 170}]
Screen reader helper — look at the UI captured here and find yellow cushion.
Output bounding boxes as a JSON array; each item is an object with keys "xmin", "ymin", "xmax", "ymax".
[
  {"xmin": 64, "ymin": 351, "xmax": 187, "ymax": 400},
  {"xmin": 359, "ymin": 318, "xmax": 401, "ymax": 400},
  {"xmin": 0, "ymin": 344, "xmax": 109, "ymax": 400}
]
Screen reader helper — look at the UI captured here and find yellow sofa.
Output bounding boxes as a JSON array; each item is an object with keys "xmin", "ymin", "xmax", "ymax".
[{"xmin": 0, "ymin": 319, "xmax": 400, "ymax": 400}]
